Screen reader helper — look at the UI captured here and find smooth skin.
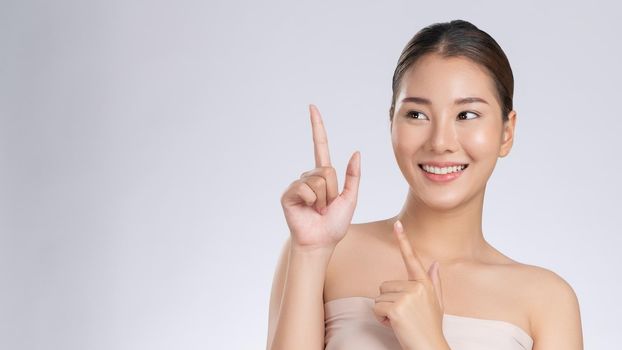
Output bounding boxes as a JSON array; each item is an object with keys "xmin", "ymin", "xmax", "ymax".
[
  {"xmin": 373, "ymin": 220, "xmax": 449, "ymax": 350},
  {"xmin": 267, "ymin": 53, "xmax": 583, "ymax": 350},
  {"xmin": 268, "ymin": 104, "xmax": 361, "ymax": 350}
]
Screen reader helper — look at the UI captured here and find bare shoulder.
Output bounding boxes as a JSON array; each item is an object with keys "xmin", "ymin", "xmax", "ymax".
[
  {"xmin": 326, "ymin": 219, "xmax": 386, "ymax": 268},
  {"xmin": 513, "ymin": 262, "xmax": 580, "ymax": 304},
  {"xmin": 512, "ymin": 262, "xmax": 583, "ymax": 347},
  {"xmin": 329, "ymin": 219, "xmax": 390, "ymax": 256},
  {"xmin": 324, "ymin": 219, "xmax": 393, "ymax": 301},
  {"xmin": 503, "ymin": 261, "xmax": 570, "ymax": 283},
  {"xmin": 506, "ymin": 262, "xmax": 580, "ymax": 311}
]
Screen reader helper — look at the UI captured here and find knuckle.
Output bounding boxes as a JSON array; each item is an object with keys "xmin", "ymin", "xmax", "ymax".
[
  {"xmin": 311, "ymin": 175, "xmax": 326, "ymax": 187},
  {"xmin": 304, "ymin": 176, "xmax": 314, "ymax": 186},
  {"xmin": 280, "ymin": 183, "xmax": 295, "ymax": 200},
  {"xmin": 280, "ymin": 184, "xmax": 291, "ymax": 197},
  {"xmin": 288, "ymin": 179, "xmax": 300, "ymax": 188},
  {"xmin": 323, "ymin": 166, "xmax": 336, "ymax": 175},
  {"xmin": 293, "ymin": 180, "xmax": 306, "ymax": 191}
]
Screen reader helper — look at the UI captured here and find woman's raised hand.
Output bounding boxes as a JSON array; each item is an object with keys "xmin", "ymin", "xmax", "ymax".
[{"xmin": 280, "ymin": 104, "xmax": 361, "ymax": 252}]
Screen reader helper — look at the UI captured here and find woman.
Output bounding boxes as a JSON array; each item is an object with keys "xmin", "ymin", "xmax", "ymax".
[{"xmin": 267, "ymin": 19, "xmax": 583, "ymax": 350}]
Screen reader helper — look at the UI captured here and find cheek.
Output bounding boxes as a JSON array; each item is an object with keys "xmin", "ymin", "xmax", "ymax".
[
  {"xmin": 391, "ymin": 126, "xmax": 424, "ymax": 178},
  {"xmin": 391, "ymin": 125, "xmax": 425, "ymax": 153},
  {"xmin": 460, "ymin": 126, "xmax": 501, "ymax": 160}
]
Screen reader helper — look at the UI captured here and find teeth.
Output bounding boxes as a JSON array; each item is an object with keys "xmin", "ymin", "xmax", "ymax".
[{"xmin": 421, "ymin": 164, "xmax": 466, "ymax": 175}]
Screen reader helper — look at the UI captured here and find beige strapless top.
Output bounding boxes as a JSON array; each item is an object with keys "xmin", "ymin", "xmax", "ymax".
[{"xmin": 324, "ymin": 297, "xmax": 533, "ymax": 350}]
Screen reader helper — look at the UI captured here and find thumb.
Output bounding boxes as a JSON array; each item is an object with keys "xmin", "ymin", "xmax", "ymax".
[
  {"xmin": 340, "ymin": 151, "xmax": 361, "ymax": 201},
  {"xmin": 428, "ymin": 261, "xmax": 444, "ymax": 311}
]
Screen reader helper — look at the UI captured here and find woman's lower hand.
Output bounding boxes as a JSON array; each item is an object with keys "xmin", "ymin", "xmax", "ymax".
[{"xmin": 373, "ymin": 220, "xmax": 449, "ymax": 350}]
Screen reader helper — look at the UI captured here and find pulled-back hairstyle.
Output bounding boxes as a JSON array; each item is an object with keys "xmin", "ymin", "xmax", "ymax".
[{"xmin": 389, "ymin": 19, "xmax": 514, "ymax": 124}]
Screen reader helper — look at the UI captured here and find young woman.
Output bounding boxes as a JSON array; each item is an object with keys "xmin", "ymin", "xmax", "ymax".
[{"xmin": 266, "ymin": 19, "xmax": 583, "ymax": 350}]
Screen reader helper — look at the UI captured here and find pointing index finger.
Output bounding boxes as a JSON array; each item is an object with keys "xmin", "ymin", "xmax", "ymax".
[
  {"xmin": 394, "ymin": 220, "xmax": 428, "ymax": 281},
  {"xmin": 309, "ymin": 104, "xmax": 332, "ymax": 168}
]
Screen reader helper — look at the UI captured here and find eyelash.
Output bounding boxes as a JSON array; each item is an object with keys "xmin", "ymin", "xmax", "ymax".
[{"xmin": 406, "ymin": 110, "xmax": 480, "ymax": 120}]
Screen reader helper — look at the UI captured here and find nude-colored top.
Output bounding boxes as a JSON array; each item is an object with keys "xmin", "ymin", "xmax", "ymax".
[{"xmin": 324, "ymin": 297, "xmax": 533, "ymax": 350}]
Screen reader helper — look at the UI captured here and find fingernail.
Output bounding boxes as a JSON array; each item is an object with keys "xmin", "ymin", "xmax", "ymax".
[{"xmin": 395, "ymin": 220, "xmax": 403, "ymax": 231}]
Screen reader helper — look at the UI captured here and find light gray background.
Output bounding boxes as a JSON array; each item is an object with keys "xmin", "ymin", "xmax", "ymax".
[{"xmin": 1, "ymin": 0, "xmax": 620, "ymax": 349}]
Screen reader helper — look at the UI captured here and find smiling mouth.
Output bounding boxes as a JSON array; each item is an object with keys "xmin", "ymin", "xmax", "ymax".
[{"xmin": 418, "ymin": 163, "xmax": 469, "ymax": 175}]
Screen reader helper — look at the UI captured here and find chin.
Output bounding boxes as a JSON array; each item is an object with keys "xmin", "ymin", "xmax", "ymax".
[
  {"xmin": 423, "ymin": 199, "xmax": 462, "ymax": 211},
  {"xmin": 419, "ymin": 193, "xmax": 466, "ymax": 211}
]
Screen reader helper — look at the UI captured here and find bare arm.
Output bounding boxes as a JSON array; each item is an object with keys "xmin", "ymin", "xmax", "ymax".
[
  {"xmin": 266, "ymin": 237, "xmax": 291, "ymax": 349},
  {"xmin": 266, "ymin": 237, "xmax": 334, "ymax": 350},
  {"xmin": 531, "ymin": 271, "xmax": 583, "ymax": 350},
  {"xmin": 268, "ymin": 104, "xmax": 361, "ymax": 349}
]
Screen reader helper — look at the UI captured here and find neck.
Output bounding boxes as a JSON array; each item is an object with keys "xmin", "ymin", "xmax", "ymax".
[{"xmin": 391, "ymin": 188, "xmax": 489, "ymax": 264}]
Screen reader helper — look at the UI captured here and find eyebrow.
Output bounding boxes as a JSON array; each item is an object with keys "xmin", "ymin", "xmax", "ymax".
[{"xmin": 401, "ymin": 96, "xmax": 489, "ymax": 105}]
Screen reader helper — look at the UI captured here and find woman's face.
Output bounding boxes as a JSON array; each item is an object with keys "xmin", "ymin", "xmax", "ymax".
[{"xmin": 390, "ymin": 53, "xmax": 516, "ymax": 210}]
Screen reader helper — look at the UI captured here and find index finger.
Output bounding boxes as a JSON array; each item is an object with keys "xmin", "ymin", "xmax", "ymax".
[
  {"xmin": 309, "ymin": 104, "xmax": 332, "ymax": 167},
  {"xmin": 394, "ymin": 220, "xmax": 428, "ymax": 281}
]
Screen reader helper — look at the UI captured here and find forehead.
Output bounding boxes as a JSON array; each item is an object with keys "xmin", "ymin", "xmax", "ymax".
[{"xmin": 398, "ymin": 53, "xmax": 498, "ymax": 105}]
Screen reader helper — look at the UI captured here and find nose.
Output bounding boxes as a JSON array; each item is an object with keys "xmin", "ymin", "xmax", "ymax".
[{"xmin": 425, "ymin": 117, "xmax": 459, "ymax": 154}]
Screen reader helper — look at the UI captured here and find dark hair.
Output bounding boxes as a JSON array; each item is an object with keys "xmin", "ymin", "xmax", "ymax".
[{"xmin": 389, "ymin": 19, "xmax": 514, "ymax": 123}]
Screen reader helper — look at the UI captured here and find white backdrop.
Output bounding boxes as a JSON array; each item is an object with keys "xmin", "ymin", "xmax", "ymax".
[{"xmin": 1, "ymin": 0, "xmax": 620, "ymax": 349}]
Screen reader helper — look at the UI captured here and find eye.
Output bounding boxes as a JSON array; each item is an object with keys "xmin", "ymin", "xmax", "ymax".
[
  {"xmin": 406, "ymin": 110, "xmax": 428, "ymax": 120},
  {"xmin": 457, "ymin": 111, "xmax": 479, "ymax": 120}
]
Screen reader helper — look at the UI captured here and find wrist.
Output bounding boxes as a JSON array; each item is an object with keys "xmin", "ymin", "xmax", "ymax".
[{"xmin": 290, "ymin": 243, "xmax": 335, "ymax": 257}]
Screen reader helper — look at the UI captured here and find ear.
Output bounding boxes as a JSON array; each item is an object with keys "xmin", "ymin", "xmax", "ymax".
[{"xmin": 499, "ymin": 110, "xmax": 517, "ymax": 158}]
